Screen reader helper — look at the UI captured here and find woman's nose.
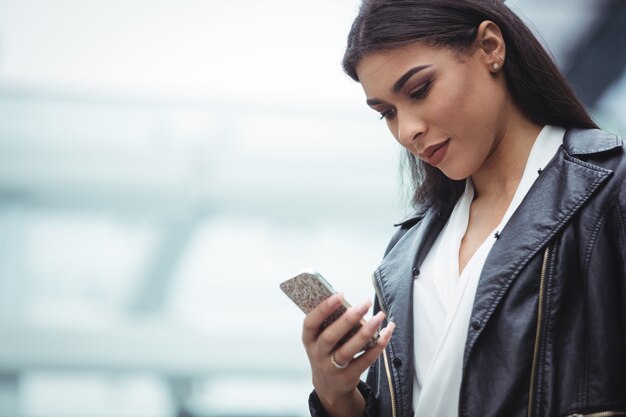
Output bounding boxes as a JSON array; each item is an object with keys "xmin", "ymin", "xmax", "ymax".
[{"xmin": 396, "ymin": 113, "xmax": 426, "ymax": 148}]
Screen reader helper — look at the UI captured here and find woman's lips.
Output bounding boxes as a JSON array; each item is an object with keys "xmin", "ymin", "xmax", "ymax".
[{"xmin": 420, "ymin": 138, "xmax": 450, "ymax": 166}]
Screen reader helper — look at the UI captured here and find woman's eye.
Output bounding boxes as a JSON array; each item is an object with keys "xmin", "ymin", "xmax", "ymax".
[
  {"xmin": 410, "ymin": 80, "xmax": 432, "ymax": 100},
  {"xmin": 379, "ymin": 108, "xmax": 396, "ymax": 120}
]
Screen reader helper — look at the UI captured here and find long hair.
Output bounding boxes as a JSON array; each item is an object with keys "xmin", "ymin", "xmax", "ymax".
[{"xmin": 343, "ymin": 0, "xmax": 598, "ymax": 211}]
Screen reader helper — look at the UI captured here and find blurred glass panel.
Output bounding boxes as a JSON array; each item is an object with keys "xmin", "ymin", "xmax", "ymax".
[
  {"xmin": 21, "ymin": 210, "xmax": 157, "ymax": 327},
  {"xmin": 20, "ymin": 372, "xmax": 172, "ymax": 417},
  {"xmin": 187, "ymin": 377, "xmax": 311, "ymax": 417}
]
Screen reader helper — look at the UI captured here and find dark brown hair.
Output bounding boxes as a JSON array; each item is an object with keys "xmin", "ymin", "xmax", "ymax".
[{"xmin": 343, "ymin": 0, "xmax": 598, "ymax": 210}]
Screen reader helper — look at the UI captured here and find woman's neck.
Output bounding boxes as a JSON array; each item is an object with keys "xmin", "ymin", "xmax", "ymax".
[{"xmin": 470, "ymin": 108, "xmax": 543, "ymax": 202}]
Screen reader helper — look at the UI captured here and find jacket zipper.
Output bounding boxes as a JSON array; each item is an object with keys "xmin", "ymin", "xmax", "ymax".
[
  {"xmin": 372, "ymin": 272, "xmax": 398, "ymax": 417},
  {"xmin": 527, "ymin": 250, "xmax": 625, "ymax": 417},
  {"xmin": 528, "ymin": 247, "xmax": 550, "ymax": 417},
  {"xmin": 382, "ymin": 348, "xmax": 398, "ymax": 417}
]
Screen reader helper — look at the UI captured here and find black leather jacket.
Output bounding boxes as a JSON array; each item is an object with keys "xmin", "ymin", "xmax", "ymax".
[{"xmin": 310, "ymin": 128, "xmax": 626, "ymax": 417}]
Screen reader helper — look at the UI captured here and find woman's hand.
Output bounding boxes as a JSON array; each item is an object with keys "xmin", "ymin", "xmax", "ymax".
[{"xmin": 302, "ymin": 293, "xmax": 396, "ymax": 417}]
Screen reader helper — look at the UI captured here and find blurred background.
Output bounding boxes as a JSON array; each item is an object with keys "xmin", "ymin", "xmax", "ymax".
[{"xmin": 0, "ymin": 0, "xmax": 624, "ymax": 416}]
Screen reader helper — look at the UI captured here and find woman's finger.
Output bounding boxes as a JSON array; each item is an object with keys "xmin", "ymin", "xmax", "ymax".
[
  {"xmin": 330, "ymin": 310, "xmax": 386, "ymax": 365},
  {"xmin": 302, "ymin": 293, "xmax": 343, "ymax": 345},
  {"xmin": 316, "ymin": 299, "xmax": 371, "ymax": 354},
  {"xmin": 345, "ymin": 321, "xmax": 396, "ymax": 375}
]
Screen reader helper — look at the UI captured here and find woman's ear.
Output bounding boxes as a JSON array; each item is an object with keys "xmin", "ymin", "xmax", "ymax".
[{"xmin": 477, "ymin": 20, "xmax": 506, "ymax": 72}]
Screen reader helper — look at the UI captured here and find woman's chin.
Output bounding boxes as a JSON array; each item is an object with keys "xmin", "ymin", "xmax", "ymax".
[{"xmin": 437, "ymin": 166, "xmax": 467, "ymax": 181}]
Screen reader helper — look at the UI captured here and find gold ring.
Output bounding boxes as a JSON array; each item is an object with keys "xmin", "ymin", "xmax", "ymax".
[{"xmin": 331, "ymin": 353, "xmax": 349, "ymax": 369}]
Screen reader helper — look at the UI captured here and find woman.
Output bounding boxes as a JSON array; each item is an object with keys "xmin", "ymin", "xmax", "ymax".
[{"xmin": 302, "ymin": 0, "xmax": 626, "ymax": 416}]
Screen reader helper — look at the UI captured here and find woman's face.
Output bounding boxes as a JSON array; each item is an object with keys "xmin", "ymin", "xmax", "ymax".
[{"xmin": 356, "ymin": 41, "xmax": 509, "ymax": 180}]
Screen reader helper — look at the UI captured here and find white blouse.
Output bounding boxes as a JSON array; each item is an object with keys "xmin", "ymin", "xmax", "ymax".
[{"xmin": 412, "ymin": 125, "xmax": 565, "ymax": 416}]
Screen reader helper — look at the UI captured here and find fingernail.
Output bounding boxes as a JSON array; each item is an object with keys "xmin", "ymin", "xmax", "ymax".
[
  {"xmin": 326, "ymin": 293, "xmax": 342, "ymax": 307},
  {"xmin": 355, "ymin": 299, "xmax": 371, "ymax": 315},
  {"xmin": 367, "ymin": 311, "xmax": 384, "ymax": 329},
  {"xmin": 379, "ymin": 321, "xmax": 396, "ymax": 339}
]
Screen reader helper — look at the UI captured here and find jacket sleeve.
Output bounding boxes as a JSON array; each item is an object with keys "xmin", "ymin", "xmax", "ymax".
[{"xmin": 308, "ymin": 381, "xmax": 380, "ymax": 417}]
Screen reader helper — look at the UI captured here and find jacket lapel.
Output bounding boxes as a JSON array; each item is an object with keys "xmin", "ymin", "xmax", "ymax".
[
  {"xmin": 375, "ymin": 208, "xmax": 449, "ymax": 319},
  {"xmin": 463, "ymin": 128, "xmax": 619, "ymax": 364},
  {"xmin": 373, "ymin": 207, "xmax": 449, "ymax": 417}
]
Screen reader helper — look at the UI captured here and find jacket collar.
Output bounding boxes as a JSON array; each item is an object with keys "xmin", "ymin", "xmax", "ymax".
[
  {"xmin": 393, "ymin": 208, "xmax": 429, "ymax": 227},
  {"xmin": 563, "ymin": 128, "xmax": 622, "ymax": 155}
]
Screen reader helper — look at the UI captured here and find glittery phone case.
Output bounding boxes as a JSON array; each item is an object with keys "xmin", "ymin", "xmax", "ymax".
[{"xmin": 280, "ymin": 271, "xmax": 379, "ymax": 351}]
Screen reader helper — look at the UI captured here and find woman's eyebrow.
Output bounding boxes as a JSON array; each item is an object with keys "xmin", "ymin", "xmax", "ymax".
[
  {"xmin": 366, "ymin": 64, "xmax": 432, "ymax": 106},
  {"xmin": 366, "ymin": 97, "xmax": 383, "ymax": 106},
  {"xmin": 392, "ymin": 64, "xmax": 431, "ymax": 93}
]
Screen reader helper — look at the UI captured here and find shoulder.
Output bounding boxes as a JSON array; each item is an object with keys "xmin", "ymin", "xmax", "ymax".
[
  {"xmin": 562, "ymin": 127, "xmax": 626, "ymax": 182},
  {"xmin": 383, "ymin": 204, "xmax": 453, "ymax": 257},
  {"xmin": 382, "ymin": 207, "xmax": 431, "ymax": 257},
  {"xmin": 563, "ymin": 127, "xmax": 626, "ymax": 217},
  {"xmin": 383, "ymin": 211, "xmax": 424, "ymax": 257},
  {"xmin": 562, "ymin": 128, "xmax": 625, "ymax": 173},
  {"xmin": 562, "ymin": 128, "xmax": 622, "ymax": 156}
]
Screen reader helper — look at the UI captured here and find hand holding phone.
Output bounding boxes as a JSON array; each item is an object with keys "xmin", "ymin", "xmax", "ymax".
[{"xmin": 280, "ymin": 271, "xmax": 379, "ymax": 351}]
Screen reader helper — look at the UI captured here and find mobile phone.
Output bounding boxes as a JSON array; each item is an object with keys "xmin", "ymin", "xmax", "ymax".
[{"xmin": 280, "ymin": 271, "xmax": 379, "ymax": 351}]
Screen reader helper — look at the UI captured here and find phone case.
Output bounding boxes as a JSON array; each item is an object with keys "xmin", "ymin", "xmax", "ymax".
[{"xmin": 280, "ymin": 271, "xmax": 379, "ymax": 351}]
